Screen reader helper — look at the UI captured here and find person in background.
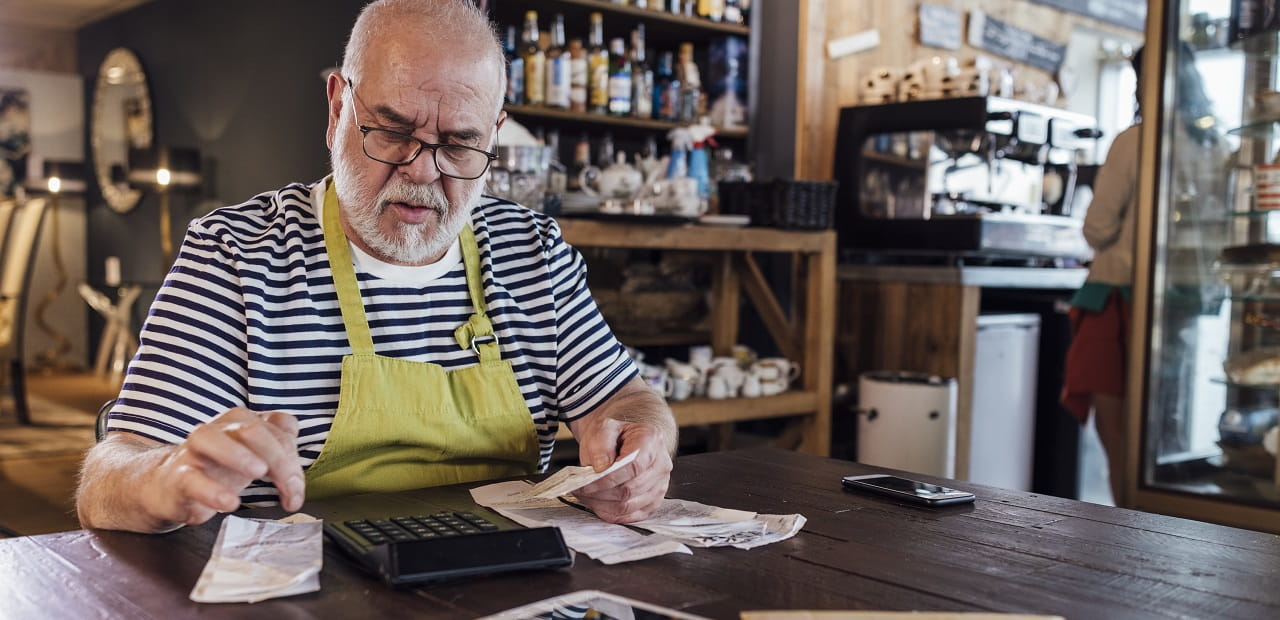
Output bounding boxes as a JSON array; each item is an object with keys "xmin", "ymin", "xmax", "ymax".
[
  {"xmin": 1062, "ymin": 43, "xmax": 1226, "ymax": 505},
  {"xmin": 76, "ymin": 0, "xmax": 676, "ymax": 534}
]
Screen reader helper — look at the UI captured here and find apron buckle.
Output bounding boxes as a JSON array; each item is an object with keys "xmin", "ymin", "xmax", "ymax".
[{"xmin": 471, "ymin": 334, "xmax": 497, "ymax": 358}]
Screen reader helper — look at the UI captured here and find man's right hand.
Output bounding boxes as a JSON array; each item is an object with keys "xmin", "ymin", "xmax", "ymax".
[{"xmin": 77, "ymin": 407, "xmax": 304, "ymax": 533}]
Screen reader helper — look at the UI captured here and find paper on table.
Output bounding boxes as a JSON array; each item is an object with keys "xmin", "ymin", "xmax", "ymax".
[
  {"xmin": 630, "ymin": 498, "xmax": 806, "ymax": 549},
  {"xmin": 472, "ymin": 480, "xmax": 691, "ymax": 564},
  {"xmin": 741, "ymin": 613, "xmax": 1064, "ymax": 620},
  {"xmin": 189, "ymin": 514, "xmax": 323, "ymax": 604},
  {"xmin": 508, "ymin": 450, "xmax": 638, "ymax": 501}
]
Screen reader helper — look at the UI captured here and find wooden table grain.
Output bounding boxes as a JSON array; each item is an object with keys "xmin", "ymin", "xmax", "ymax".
[{"xmin": 3, "ymin": 448, "xmax": 1278, "ymax": 619}]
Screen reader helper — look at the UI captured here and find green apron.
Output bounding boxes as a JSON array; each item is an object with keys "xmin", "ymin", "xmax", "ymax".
[{"xmin": 303, "ymin": 182, "xmax": 539, "ymax": 500}]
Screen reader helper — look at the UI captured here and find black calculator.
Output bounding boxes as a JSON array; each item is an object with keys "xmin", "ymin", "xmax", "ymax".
[{"xmin": 324, "ymin": 511, "xmax": 573, "ymax": 587}]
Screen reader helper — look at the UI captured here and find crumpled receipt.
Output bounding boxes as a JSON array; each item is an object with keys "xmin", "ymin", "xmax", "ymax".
[
  {"xmin": 471, "ymin": 450, "xmax": 805, "ymax": 563},
  {"xmin": 630, "ymin": 499, "xmax": 807, "ymax": 549},
  {"xmin": 508, "ymin": 450, "xmax": 638, "ymax": 501},
  {"xmin": 189, "ymin": 513, "xmax": 323, "ymax": 604}
]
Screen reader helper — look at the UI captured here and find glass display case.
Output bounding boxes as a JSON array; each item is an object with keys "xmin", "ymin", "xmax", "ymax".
[{"xmin": 1132, "ymin": 0, "xmax": 1280, "ymax": 533}]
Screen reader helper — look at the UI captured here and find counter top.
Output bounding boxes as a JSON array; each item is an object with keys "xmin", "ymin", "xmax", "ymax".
[{"xmin": 838, "ymin": 264, "xmax": 1088, "ymax": 289}]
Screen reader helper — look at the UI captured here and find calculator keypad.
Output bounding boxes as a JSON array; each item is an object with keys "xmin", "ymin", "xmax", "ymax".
[{"xmin": 343, "ymin": 511, "xmax": 500, "ymax": 546}]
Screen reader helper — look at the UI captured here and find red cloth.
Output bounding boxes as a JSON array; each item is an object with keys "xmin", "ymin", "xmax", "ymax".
[{"xmin": 1061, "ymin": 291, "xmax": 1131, "ymax": 424}]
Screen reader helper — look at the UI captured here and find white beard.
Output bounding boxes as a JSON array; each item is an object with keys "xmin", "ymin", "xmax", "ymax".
[{"xmin": 330, "ymin": 126, "xmax": 480, "ymax": 264}]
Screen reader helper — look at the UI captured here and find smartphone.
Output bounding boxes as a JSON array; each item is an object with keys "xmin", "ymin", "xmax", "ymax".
[{"xmin": 841, "ymin": 474, "xmax": 976, "ymax": 506}]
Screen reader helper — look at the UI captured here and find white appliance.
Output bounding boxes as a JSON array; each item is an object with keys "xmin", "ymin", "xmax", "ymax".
[
  {"xmin": 857, "ymin": 371, "xmax": 957, "ymax": 477},
  {"xmin": 968, "ymin": 313, "xmax": 1041, "ymax": 491}
]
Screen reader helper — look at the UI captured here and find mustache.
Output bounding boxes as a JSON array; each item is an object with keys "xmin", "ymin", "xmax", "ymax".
[{"xmin": 376, "ymin": 181, "xmax": 449, "ymax": 214}]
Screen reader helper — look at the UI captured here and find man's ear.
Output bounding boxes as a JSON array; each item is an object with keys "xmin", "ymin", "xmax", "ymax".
[{"xmin": 325, "ymin": 72, "xmax": 344, "ymax": 150}]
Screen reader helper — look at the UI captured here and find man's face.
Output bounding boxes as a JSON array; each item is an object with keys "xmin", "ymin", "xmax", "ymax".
[{"xmin": 327, "ymin": 33, "xmax": 503, "ymax": 265}]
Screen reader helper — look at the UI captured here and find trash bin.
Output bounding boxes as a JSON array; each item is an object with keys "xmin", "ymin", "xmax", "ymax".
[{"xmin": 857, "ymin": 371, "xmax": 957, "ymax": 477}]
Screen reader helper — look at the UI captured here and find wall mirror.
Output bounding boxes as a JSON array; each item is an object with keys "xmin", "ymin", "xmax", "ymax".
[{"xmin": 92, "ymin": 48, "xmax": 152, "ymax": 214}]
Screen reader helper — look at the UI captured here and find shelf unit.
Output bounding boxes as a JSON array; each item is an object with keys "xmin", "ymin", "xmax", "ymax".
[
  {"xmin": 1131, "ymin": 2, "xmax": 1280, "ymax": 533},
  {"xmin": 487, "ymin": 0, "xmax": 755, "ymax": 161},
  {"xmin": 554, "ymin": 220, "xmax": 837, "ymax": 456}
]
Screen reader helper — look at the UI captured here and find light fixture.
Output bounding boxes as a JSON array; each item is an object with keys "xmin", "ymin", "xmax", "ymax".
[
  {"xmin": 127, "ymin": 146, "xmax": 201, "ymax": 266},
  {"xmin": 27, "ymin": 159, "xmax": 87, "ymax": 372}
]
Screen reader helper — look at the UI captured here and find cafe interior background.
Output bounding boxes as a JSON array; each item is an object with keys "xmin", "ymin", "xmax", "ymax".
[{"xmin": 1, "ymin": 0, "xmax": 1277, "ymax": 538}]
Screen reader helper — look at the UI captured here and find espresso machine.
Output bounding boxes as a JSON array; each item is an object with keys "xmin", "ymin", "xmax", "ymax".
[{"xmin": 833, "ymin": 97, "xmax": 1101, "ymax": 261}]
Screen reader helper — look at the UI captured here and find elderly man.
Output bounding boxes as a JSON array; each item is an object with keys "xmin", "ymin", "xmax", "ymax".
[{"xmin": 76, "ymin": 0, "xmax": 675, "ymax": 534}]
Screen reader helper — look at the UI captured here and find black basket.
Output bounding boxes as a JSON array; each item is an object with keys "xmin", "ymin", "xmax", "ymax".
[{"xmin": 718, "ymin": 179, "xmax": 838, "ymax": 230}]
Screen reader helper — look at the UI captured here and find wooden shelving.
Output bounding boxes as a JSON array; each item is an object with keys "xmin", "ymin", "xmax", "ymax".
[
  {"xmin": 503, "ymin": 103, "xmax": 749, "ymax": 139},
  {"xmin": 560, "ymin": 220, "xmax": 837, "ymax": 456}
]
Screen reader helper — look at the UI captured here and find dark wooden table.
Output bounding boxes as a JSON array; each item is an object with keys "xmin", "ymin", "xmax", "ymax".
[{"xmin": 3, "ymin": 448, "xmax": 1278, "ymax": 619}]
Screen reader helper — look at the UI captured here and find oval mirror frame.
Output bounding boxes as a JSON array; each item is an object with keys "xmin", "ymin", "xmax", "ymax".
[{"xmin": 92, "ymin": 48, "xmax": 153, "ymax": 214}]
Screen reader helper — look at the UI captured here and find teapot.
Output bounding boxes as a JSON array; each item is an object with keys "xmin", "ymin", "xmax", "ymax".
[{"xmin": 579, "ymin": 152, "xmax": 644, "ymax": 200}]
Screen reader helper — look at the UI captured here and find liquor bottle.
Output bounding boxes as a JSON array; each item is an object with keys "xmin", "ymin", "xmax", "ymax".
[
  {"xmin": 654, "ymin": 51, "xmax": 679, "ymax": 121},
  {"xmin": 545, "ymin": 13, "xmax": 571, "ymax": 109},
  {"xmin": 521, "ymin": 11, "xmax": 545, "ymax": 106},
  {"xmin": 630, "ymin": 25, "xmax": 654, "ymax": 119},
  {"xmin": 504, "ymin": 24, "xmax": 524, "ymax": 105},
  {"xmin": 607, "ymin": 37, "xmax": 632, "ymax": 116},
  {"xmin": 568, "ymin": 38, "xmax": 587, "ymax": 113},
  {"xmin": 597, "ymin": 132, "xmax": 616, "ymax": 169},
  {"xmin": 675, "ymin": 42, "xmax": 702, "ymax": 122},
  {"xmin": 668, "ymin": 0, "xmax": 682, "ymax": 13},
  {"xmin": 587, "ymin": 13, "xmax": 610, "ymax": 114},
  {"xmin": 568, "ymin": 132, "xmax": 591, "ymax": 192},
  {"xmin": 698, "ymin": 0, "xmax": 724, "ymax": 21}
]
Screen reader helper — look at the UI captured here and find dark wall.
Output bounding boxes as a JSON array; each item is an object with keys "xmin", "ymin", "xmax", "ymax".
[{"xmin": 78, "ymin": 0, "xmax": 363, "ymax": 287}]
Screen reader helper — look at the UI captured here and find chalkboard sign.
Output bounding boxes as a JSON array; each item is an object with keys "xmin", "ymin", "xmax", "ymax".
[
  {"xmin": 968, "ymin": 11, "xmax": 1067, "ymax": 74},
  {"xmin": 919, "ymin": 4, "xmax": 962, "ymax": 50},
  {"xmin": 1029, "ymin": 0, "xmax": 1145, "ymax": 32}
]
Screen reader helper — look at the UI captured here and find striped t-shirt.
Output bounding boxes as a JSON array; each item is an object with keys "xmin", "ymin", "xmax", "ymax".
[{"xmin": 107, "ymin": 178, "xmax": 637, "ymax": 504}]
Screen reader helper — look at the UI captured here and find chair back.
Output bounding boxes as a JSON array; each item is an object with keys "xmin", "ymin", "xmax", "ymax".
[{"xmin": 0, "ymin": 197, "xmax": 48, "ymax": 352}]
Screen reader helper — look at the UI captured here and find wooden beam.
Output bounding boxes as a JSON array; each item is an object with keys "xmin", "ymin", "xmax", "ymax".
[
  {"xmin": 799, "ymin": 234, "xmax": 836, "ymax": 455},
  {"xmin": 710, "ymin": 252, "xmax": 739, "ymax": 356},
  {"xmin": 734, "ymin": 252, "xmax": 801, "ymax": 362},
  {"xmin": 554, "ymin": 391, "xmax": 823, "ymax": 440}
]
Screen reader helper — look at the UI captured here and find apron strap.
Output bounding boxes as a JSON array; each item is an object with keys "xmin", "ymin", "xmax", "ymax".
[
  {"xmin": 454, "ymin": 225, "xmax": 501, "ymax": 363},
  {"xmin": 321, "ymin": 181, "xmax": 375, "ymax": 355}
]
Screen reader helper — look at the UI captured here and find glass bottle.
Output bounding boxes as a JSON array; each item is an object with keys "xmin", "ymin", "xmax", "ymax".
[
  {"xmin": 520, "ymin": 11, "xmax": 545, "ymax": 106},
  {"xmin": 568, "ymin": 132, "xmax": 591, "ymax": 193},
  {"xmin": 630, "ymin": 25, "xmax": 654, "ymax": 119},
  {"xmin": 675, "ymin": 42, "xmax": 702, "ymax": 122},
  {"xmin": 608, "ymin": 37, "xmax": 632, "ymax": 116},
  {"xmin": 504, "ymin": 24, "xmax": 524, "ymax": 105},
  {"xmin": 568, "ymin": 38, "xmax": 587, "ymax": 113},
  {"xmin": 544, "ymin": 14, "xmax": 571, "ymax": 109},
  {"xmin": 654, "ymin": 51, "xmax": 679, "ymax": 122},
  {"xmin": 587, "ymin": 13, "xmax": 610, "ymax": 115}
]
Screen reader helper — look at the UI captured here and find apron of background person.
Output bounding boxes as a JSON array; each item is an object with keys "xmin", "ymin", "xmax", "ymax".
[{"xmin": 303, "ymin": 182, "xmax": 538, "ymax": 500}]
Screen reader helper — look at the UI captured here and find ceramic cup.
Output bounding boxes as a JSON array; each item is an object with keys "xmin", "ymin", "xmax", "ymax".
[{"xmin": 753, "ymin": 358, "xmax": 801, "ymax": 384}]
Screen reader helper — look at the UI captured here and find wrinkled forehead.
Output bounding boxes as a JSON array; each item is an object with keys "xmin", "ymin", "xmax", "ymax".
[{"xmin": 350, "ymin": 26, "xmax": 503, "ymax": 128}]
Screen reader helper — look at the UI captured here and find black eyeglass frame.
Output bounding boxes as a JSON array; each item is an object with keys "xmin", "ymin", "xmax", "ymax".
[{"xmin": 343, "ymin": 76, "xmax": 500, "ymax": 180}]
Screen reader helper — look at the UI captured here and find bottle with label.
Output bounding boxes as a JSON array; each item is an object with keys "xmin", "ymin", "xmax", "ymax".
[
  {"xmin": 653, "ymin": 51, "xmax": 678, "ymax": 121},
  {"xmin": 587, "ymin": 13, "xmax": 610, "ymax": 114},
  {"xmin": 630, "ymin": 25, "xmax": 654, "ymax": 119},
  {"xmin": 675, "ymin": 42, "xmax": 702, "ymax": 122},
  {"xmin": 568, "ymin": 38, "xmax": 587, "ymax": 113},
  {"xmin": 504, "ymin": 24, "xmax": 524, "ymax": 105},
  {"xmin": 545, "ymin": 14, "xmax": 571, "ymax": 109},
  {"xmin": 608, "ymin": 37, "xmax": 632, "ymax": 116},
  {"xmin": 521, "ymin": 11, "xmax": 545, "ymax": 106}
]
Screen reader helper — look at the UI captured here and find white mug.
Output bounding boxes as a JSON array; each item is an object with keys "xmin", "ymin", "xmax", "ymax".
[
  {"xmin": 741, "ymin": 373, "xmax": 763, "ymax": 398},
  {"xmin": 707, "ymin": 374, "xmax": 731, "ymax": 400},
  {"xmin": 753, "ymin": 358, "xmax": 801, "ymax": 384},
  {"xmin": 668, "ymin": 376, "xmax": 694, "ymax": 401}
]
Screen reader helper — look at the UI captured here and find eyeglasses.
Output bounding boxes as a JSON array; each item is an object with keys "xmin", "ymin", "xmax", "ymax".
[{"xmin": 343, "ymin": 78, "xmax": 498, "ymax": 180}]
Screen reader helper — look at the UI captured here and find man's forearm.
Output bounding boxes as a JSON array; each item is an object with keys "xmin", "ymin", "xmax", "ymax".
[
  {"xmin": 76, "ymin": 435, "xmax": 183, "ymax": 533},
  {"xmin": 589, "ymin": 379, "xmax": 678, "ymax": 455}
]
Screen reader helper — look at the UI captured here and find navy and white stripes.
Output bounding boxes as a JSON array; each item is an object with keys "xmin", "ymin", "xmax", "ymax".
[{"xmin": 107, "ymin": 179, "xmax": 636, "ymax": 504}]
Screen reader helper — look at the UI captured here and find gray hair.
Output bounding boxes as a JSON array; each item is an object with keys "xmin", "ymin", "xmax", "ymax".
[{"xmin": 340, "ymin": 0, "xmax": 505, "ymax": 104}]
